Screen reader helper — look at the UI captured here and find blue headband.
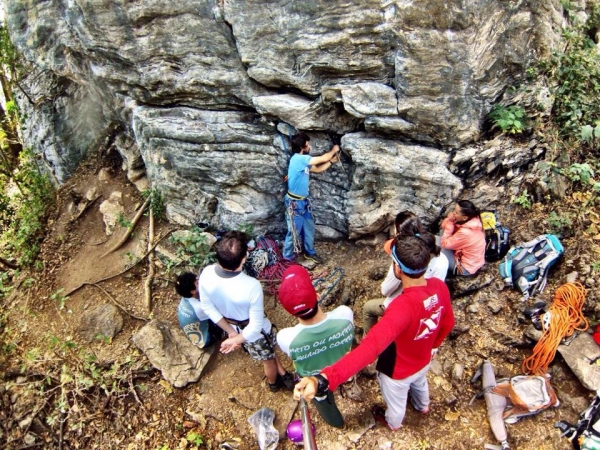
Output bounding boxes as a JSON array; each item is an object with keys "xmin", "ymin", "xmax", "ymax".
[{"xmin": 390, "ymin": 243, "xmax": 427, "ymax": 275}]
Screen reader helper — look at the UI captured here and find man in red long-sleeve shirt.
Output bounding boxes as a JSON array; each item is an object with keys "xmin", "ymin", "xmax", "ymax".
[{"xmin": 294, "ymin": 234, "xmax": 455, "ymax": 430}]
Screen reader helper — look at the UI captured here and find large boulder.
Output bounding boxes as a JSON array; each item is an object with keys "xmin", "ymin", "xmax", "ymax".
[
  {"xmin": 131, "ymin": 320, "xmax": 215, "ymax": 388},
  {"xmin": 77, "ymin": 303, "xmax": 124, "ymax": 343}
]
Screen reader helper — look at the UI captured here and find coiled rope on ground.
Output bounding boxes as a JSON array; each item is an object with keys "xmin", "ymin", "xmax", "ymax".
[{"xmin": 521, "ymin": 282, "xmax": 588, "ymax": 375}]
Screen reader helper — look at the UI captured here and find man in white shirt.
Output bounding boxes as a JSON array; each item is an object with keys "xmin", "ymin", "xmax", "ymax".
[{"xmin": 199, "ymin": 231, "xmax": 294, "ymax": 391}]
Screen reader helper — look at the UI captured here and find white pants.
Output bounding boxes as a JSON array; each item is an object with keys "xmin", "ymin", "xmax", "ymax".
[{"xmin": 377, "ymin": 363, "xmax": 431, "ymax": 429}]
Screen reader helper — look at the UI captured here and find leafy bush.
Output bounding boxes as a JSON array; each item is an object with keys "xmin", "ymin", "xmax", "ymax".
[
  {"xmin": 567, "ymin": 163, "xmax": 594, "ymax": 185},
  {"xmin": 168, "ymin": 226, "xmax": 215, "ymax": 271},
  {"xmin": 546, "ymin": 211, "xmax": 573, "ymax": 234},
  {"xmin": 1, "ymin": 149, "xmax": 55, "ymax": 266},
  {"xmin": 512, "ymin": 190, "xmax": 532, "ymax": 209},
  {"xmin": 547, "ymin": 23, "xmax": 600, "ymax": 139},
  {"xmin": 142, "ymin": 187, "xmax": 165, "ymax": 221},
  {"xmin": 489, "ymin": 105, "xmax": 528, "ymax": 135}
]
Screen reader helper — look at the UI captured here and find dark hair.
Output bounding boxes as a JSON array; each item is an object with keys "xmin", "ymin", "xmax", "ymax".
[
  {"xmin": 395, "ymin": 210, "xmax": 441, "ymax": 256},
  {"xmin": 457, "ymin": 200, "xmax": 480, "ymax": 221},
  {"xmin": 296, "ymin": 305, "xmax": 319, "ymax": 319},
  {"xmin": 392, "ymin": 234, "xmax": 431, "ymax": 279},
  {"xmin": 291, "ymin": 132, "xmax": 310, "ymax": 154},
  {"xmin": 175, "ymin": 272, "xmax": 197, "ymax": 298},
  {"xmin": 216, "ymin": 231, "xmax": 249, "ymax": 270},
  {"xmin": 394, "ymin": 211, "xmax": 417, "ymax": 234}
]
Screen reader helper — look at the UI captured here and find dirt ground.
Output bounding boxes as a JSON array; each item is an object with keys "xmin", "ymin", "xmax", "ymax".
[{"xmin": 1, "ymin": 153, "xmax": 597, "ymax": 450}]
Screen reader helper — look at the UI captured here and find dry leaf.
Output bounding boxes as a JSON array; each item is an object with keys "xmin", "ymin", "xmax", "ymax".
[{"xmin": 445, "ymin": 410, "xmax": 460, "ymax": 421}]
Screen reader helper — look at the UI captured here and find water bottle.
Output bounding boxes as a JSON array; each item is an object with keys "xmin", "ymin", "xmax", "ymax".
[{"xmin": 581, "ymin": 433, "xmax": 600, "ymax": 450}]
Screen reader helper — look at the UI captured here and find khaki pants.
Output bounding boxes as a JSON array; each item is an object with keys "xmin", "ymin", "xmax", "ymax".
[{"xmin": 362, "ymin": 298, "xmax": 385, "ymax": 335}]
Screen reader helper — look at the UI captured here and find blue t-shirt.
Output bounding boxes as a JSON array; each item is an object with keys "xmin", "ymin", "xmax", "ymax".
[
  {"xmin": 287, "ymin": 154, "xmax": 312, "ymax": 197},
  {"xmin": 177, "ymin": 297, "xmax": 212, "ymax": 348}
]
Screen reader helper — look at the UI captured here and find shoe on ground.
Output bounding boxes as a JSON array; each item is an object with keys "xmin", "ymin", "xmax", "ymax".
[
  {"xmin": 303, "ymin": 253, "xmax": 323, "ymax": 264},
  {"xmin": 281, "ymin": 372, "xmax": 296, "ymax": 391},
  {"xmin": 409, "ymin": 397, "xmax": 430, "ymax": 414},
  {"xmin": 371, "ymin": 405, "xmax": 398, "ymax": 431},
  {"xmin": 268, "ymin": 373, "xmax": 295, "ymax": 392},
  {"xmin": 268, "ymin": 374, "xmax": 285, "ymax": 392}
]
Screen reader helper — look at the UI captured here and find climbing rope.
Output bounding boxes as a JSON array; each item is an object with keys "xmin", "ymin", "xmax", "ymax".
[
  {"xmin": 313, "ymin": 267, "xmax": 345, "ymax": 306},
  {"xmin": 251, "ymin": 236, "xmax": 296, "ymax": 296},
  {"xmin": 521, "ymin": 282, "xmax": 588, "ymax": 375},
  {"xmin": 286, "ymin": 201, "xmax": 303, "ymax": 255}
]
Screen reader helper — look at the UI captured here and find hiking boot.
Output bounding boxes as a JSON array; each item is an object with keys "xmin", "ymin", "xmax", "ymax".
[
  {"xmin": 371, "ymin": 405, "xmax": 398, "ymax": 431},
  {"xmin": 268, "ymin": 373, "xmax": 295, "ymax": 392},
  {"xmin": 281, "ymin": 372, "xmax": 296, "ymax": 391},
  {"xmin": 303, "ymin": 253, "xmax": 323, "ymax": 264},
  {"xmin": 268, "ymin": 374, "xmax": 284, "ymax": 392}
]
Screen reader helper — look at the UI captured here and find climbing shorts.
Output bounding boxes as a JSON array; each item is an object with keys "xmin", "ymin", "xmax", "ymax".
[{"xmin": 243, "ymin": 327, "xmax": 277, "ymax": 361}]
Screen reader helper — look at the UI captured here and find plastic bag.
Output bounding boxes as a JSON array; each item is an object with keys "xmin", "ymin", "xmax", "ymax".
[{"xmin": 248, "ymin": 407, "xmax": 279, "ymax": 450}]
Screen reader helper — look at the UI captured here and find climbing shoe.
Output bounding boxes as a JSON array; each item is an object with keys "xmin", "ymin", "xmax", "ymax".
[
  {"xmin": 304, "ymin": 253, "xmax": 323, "ymax": 264},
  {"xmin": 524, "ymin": 301, "xmax": 547, "ymax": 330},
  {"xmin": 371, "ymin": 405, "xmax": 398, "ymax": 431}
]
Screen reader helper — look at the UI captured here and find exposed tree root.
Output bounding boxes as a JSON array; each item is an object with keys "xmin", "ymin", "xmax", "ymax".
[
  {"xmin": 143, "ymin": 210, "xmax": 155, "ymax": 313},
  {"xmin": 101, "ymin": 196, "xmax": 150, "ymax": 257},
  {"xmin": 65, "ymin": 229, "xmax": 175, "ymax": 298}
]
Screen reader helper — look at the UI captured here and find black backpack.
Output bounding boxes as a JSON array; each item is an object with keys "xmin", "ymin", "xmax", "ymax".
[
  {"xmin": 556, "ymin": 392, "xmax": 600, "ymax": 449},
  {"xmin": 480, "ymin": 211, "xmax": 511, "ymax": 262}
]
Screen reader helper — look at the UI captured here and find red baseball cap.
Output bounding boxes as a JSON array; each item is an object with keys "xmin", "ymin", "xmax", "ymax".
[{"xmin": 278, "ymin": 266, "xmax": 318, "ymax": 317}]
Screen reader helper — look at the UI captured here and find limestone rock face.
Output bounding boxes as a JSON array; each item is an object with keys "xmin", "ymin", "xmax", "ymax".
[
  {"xmin": 341, "ymin": 133, "xmax": 462, "ymax": 237},
  {"xmin": 4, "ymin": 0, "xmax": 564, "ymax": 238}
]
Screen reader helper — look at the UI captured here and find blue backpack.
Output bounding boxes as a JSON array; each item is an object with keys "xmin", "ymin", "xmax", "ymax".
[{"xmin": 499, "ymin": 234, "xmax": 564, "ymax": 299}]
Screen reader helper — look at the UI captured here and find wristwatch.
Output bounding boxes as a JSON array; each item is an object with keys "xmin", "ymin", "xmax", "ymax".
[{"xmin": 314, "ymin": 374, "xmax": 329, "ymax": 396}]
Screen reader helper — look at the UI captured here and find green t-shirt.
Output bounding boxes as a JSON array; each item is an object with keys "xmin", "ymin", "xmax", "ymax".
[{"xmin": 277, "ymin": 306, "xmax": 354, "ymax": 376}]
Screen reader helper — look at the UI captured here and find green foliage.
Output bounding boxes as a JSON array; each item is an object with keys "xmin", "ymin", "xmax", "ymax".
[
  {"xmin": 50, "ymin": 288, "xmax": 69, "ymax": 310},
  {"xmin": 17, "ymin": 335, "xmax": 152, "ymax": 442},
  {"xmin": 0, "ymin": 149, "xmax": 55, "ymax": 266},
  {"xmin": 186, "ymin": 432, "xmax": 204, "ymax": 446},
  {"xmin": 580, "ymin": 123, "xmax": 600, "ymax": 145},
  {"xmin": 546, "ymin": 211, "xmax": 573, "ymax": 234},
  {"xmin": 489, "ymin": 105, "xmax": 528, "ymax": 134},
  {"xmin": 142, "ymin": 188, "xmax": 165, "ymax": 221},
  {"xmin": 123, "ymin": 251, "xmax": 140, "ymax": 268},
  {"xmin": 567, "ymin": 163, "xmax": 594, "ymax": 184},
  {"xmin": 512, "ymin": 190, "xmax": 532, "ymax": 209},
  {"xmin": 0, "ymin": 311, "xmax": 16, "ymax": 355},
  {"xmin": 117, "ymin": 212, "xmax": 132, "ymax": 228},
  {"xmin": 0, "ymin": 271, "xmax": 13, "ymax": 298},
  {"xmin": 0, "ymin": 25, "xmax": 23, "ymax": 78},
  {"xmin": 546, "ymin": 23, "xmax": 600, "ymax": 139},
  {"xmin": 169, "ymin": 226, "xmax": 215, "ymax": 271},
  {"xmin": 237, "ymin": 222, "xmax": 254, "ymax": 235}
]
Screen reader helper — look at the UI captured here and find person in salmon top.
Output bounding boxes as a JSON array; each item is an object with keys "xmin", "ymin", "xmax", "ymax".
[{"xmin": 440, "ymin": 200, "xmax": 486, "ymax": 276}]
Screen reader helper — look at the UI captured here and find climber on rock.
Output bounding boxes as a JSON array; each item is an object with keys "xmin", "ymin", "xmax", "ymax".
[{"xmin": 283, "ymin": 132, "xmax": 340, "ymax": 265}]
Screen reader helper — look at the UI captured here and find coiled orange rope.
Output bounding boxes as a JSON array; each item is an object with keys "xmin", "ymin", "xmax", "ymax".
[{"xmin": 522, "ymin": 282, "xmax": 588, "ymax": 375}]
